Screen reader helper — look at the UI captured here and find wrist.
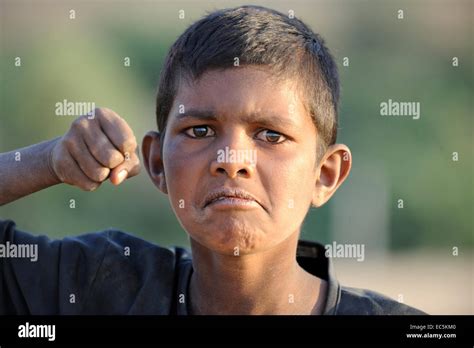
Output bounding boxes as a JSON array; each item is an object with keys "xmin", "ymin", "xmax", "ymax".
[{"xmin": 45, "ymin": 137, "xmax": 62, "ymax": 186}]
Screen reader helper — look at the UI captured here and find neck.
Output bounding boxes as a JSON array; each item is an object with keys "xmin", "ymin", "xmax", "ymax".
[{"xmin": 188, "ymin": 233, "xmax": 327, "ymax": 315}]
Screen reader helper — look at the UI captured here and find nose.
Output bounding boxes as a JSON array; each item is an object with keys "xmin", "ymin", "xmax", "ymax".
[
  {"xmin": 210, "ymin": 158, "xmax": 255, "ymax": 179},
  {"xmin": 209, "ymin": 132, "xmax": 256, "ymax": 179}
]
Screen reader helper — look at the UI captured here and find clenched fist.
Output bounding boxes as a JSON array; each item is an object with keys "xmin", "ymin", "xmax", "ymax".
[{"xmin": 50, "ymin": 108, "xmax": 141, "ymax": 191}]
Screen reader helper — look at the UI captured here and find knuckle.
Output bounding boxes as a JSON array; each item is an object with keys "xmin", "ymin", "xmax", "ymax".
[
  {"xmin": 94, "ymin": 107, "xmax": 106, "ymax": 118},
  {"xmin": 96, "ymin": 107, "xmax": 115, "ymax": 121},
  {"xmin": 62, "ymin": 135, "xmax": 76, "ymax": 149},
  {"xmin": 71, "ymin": 116, "xmax": 87, "ymax": 130},
  {"xmin": 122, "ymin": 137, "xmax": 137, "ymax": 151},
  {"xmin": 99, "ymin": 106, "xmax": 112, "ymax": 114}
]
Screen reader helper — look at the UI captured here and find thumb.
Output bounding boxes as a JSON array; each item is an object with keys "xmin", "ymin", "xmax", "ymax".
[
  {"xmin": 109, "ymin": 152, "xmax": 141, "ymax": 185},
  {"xmin": 110, "ymin": 168, "xmax": 128, "ymax": 185}
]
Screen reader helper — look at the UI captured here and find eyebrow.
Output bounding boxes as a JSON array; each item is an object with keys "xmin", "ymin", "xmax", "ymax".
[{"xmin": 174, "ymin": 108, "xmax": 297, "ymax": 129}]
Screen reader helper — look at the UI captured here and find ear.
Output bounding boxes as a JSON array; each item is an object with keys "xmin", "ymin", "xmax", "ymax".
[
  {"xmin": 142, "ymin": 131, "xmax": 168, "ymax": 194},
  {"xmin": 312, "ymin": 144, "xmax": 352, "ymax": 207}
]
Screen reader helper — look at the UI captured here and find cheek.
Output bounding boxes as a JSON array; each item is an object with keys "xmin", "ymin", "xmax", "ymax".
[
  {"xmin": 262, "ymin": 152, "xmax": 315, "ymax": 224},
  {"xmin": 163, "ymin": 141, "xmax": 200, "ymax": 207}
]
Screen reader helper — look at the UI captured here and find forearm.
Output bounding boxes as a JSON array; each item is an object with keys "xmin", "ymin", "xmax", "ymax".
[{"xmin": 0, "ymin": 137, "xmax": 62, "ymax": 206}]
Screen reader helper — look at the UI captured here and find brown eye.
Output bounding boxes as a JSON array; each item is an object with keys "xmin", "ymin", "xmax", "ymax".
[
  {"xmin": 257, "ymin": 129, "xmax": 286, "ymax": 144},
  {"xmin": 185, "ymin": 126, "xmax": 215, "ymax": 138}
]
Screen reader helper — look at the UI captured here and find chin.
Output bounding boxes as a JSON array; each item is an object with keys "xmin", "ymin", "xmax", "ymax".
[{"xmin": 186, "ymin": 217, "xmax": 271, "ymax": 255}]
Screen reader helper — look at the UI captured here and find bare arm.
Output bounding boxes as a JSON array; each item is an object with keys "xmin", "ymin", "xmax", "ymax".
[{"xmin": 0, "ymin": 138, "xmax": 61, "ymax": 205}]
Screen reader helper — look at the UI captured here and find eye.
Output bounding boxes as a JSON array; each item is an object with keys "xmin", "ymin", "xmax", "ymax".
[
  {"xmin": 256, "ymin": 129, "xmax": 287, "ymax": 144},
  {"xmin": 184, "ymin": 125, "xmax": 215, "ymax": 138}
]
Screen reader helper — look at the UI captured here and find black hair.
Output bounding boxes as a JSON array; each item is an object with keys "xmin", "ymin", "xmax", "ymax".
[{"xmin": 156, "ymin": 5, "xmax": 340, "ymax": 155}]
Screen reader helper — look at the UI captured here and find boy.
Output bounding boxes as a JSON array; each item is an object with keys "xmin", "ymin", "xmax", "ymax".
[{"xmin": 0, "ymin": 5, "xmax": 424, "ymax": 315}]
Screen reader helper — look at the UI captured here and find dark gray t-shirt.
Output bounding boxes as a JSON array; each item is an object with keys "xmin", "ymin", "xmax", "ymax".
[{"xmin": 0, "ymin": 219, "xmax": 426, "ymax": 315}]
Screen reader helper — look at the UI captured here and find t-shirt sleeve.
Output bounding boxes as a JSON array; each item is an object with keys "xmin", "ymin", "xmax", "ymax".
[
  {"xmin": 338, "ymin": 286, "xmax": 427, "ymax": 315},
  {"xmin": 0, "ymin": 219, "xmax": 109, "ymax": 315}
]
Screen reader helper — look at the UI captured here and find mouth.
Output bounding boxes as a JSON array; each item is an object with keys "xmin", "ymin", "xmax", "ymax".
[{"xmin": 204, "ymin": 187, "xmax": 262, "ymax": 210}]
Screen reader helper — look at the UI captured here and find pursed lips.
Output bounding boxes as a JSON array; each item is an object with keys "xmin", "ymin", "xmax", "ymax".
[{"xmin": 203, "ymin": 188, "xmax": 262, "ymax": 209}]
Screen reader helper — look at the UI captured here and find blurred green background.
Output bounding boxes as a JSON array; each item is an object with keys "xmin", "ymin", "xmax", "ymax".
[{"xmin": 0, "ymin": 0, "xmax": 472, "ymax": 314}]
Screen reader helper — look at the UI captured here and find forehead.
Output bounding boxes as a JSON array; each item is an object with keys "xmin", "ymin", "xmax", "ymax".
[{"xmin": 170, "ymin": 66, "xmax": 309, "ymax": 125}]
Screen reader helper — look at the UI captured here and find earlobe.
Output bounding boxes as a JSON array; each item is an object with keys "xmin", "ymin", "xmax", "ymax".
[
  {"xmin": 142, "ymin": 131, "xmax": 168, "ymax": 194},
  {"xmin": 312, "ymin": 144, "xmax": 352, "ymax": 207}
]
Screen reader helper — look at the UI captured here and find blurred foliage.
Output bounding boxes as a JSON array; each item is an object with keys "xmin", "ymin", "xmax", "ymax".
[{"xmin": 0, "ymin": 0, "xmax": 472, "ymax": 251}]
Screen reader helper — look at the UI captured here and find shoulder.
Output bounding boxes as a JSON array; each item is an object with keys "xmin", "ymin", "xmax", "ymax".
[
  {"xmin": 71, "ymin": 228, "xmax": 192, "ymax": 274},
  {"xmin": 63, "ymin": 228, "xmax": 174, "ymax": 257},
  {"xmin": 61, "ymin": 229, "xmax": 189, "ymax": 314},
  {"xmin": 63, "ymin": 229, "xmax": 193, "ymax": 314},
  {"xmin": 63, "ymin": 229, "xmax": 191, "ymax": 314},
  {"xmin": 336, "ymin": 286, "xmax": 427, "ymax": 315},
  {"xmin": 0, "ymin": 219, "xmax": 191, "ymax": 314}
]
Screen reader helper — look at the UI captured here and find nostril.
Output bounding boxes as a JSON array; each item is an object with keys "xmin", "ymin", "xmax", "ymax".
[{"xmin": 211, "ymin": 162, "xmax": 253, "ymax": 178}]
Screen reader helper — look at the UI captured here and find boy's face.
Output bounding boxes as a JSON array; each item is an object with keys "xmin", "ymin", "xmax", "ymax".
[{"xmin": 149, "ymin": 67, "xmax": 323, "ymax": 255}]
